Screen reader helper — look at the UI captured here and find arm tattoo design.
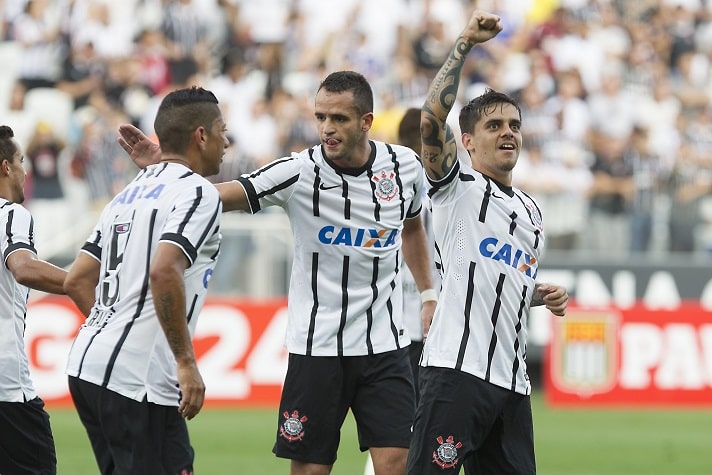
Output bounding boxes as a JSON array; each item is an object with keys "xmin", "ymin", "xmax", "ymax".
[{"xmin": 422, "ymin": 36, "xmax": 473, "ymax": 180}]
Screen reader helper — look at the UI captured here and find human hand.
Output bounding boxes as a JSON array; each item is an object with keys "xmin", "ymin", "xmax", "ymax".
[
  {"xmin": 117, "ymin": 123, "xmax": 162, "ymax": 169},
  {"xmin": 461, "ymin": 10, "xmax": 503, "ymax": 45},
  {"xmin": 421, "ymin": 300, "xmax": 436, "ymax": 338},
  {"xmin": 534, "ymin": 283, "xmax": 568, "ymax": 317},
  {"xmin": 176, "ymin": 360, "xmax": 206, "ymax": 420}
]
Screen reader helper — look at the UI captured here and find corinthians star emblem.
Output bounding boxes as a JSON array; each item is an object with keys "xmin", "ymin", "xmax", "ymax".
[
  {"xmin": 279, "ymin": 410, "xmax": 308, "ymax": 442},
  {"xmin": 432, "ymin": 435, "xmax": 463, "ymax": 469},
  {"xmin": 372, "ymin": 170, "xmax": 398, "ymax": 201}
]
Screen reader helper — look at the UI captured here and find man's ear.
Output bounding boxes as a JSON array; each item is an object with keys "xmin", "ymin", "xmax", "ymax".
[
  {"xmin": 0, "ymin": 159, "xmax": 9, "ymax": 176},
  {"xmin": 461, "ymin": 132, "xmax": 474, "ymax": 152},
  {"xmin": 195, "ymin": 126, "xmax": 207, "ymax": 150},
  {"xmin": 361, "ymin": 112, "xmax": 374, "ymax": 132}
]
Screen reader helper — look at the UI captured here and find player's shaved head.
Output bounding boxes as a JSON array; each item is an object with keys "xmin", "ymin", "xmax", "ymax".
[{"xmin": 154, "ymin": 86, "xmax": 221, "ymax": 154}]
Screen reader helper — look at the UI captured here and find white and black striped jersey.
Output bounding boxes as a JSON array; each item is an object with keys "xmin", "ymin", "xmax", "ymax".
[
  {"xmin": 0, "ymin": 200, "xmax": 37, "ymax": 402},
  {"xmin": 237, "ymin": 141, "xmax": 424, "ymax": 356},
  {"xmin": 421, "ymin": 161, "xmax": 544, "ymax": 395},
  {"xmin": 66, "ymin": 163, "xmax": 222, "ymax": 405},
  {"xmin": 401, "ymin": 182, "xmax": 439, "ymax": 342}
]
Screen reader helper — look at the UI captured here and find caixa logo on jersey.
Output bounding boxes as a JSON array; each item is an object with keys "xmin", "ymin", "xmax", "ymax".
[
  {"xmin": 318, "ymin": 226, "xmax": 399, "ymax": 248},
  {"xmin": 479, "ymin": 237, "xmax": 538, "ymax": 278},
  {"xmin": 549, "ymin": 310, "xmax": 619, "ymax": 396}
]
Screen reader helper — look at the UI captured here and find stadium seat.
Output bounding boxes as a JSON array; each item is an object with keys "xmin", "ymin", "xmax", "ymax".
[{"xmin": 24, "ymin": 87, "xmax": 74, "ymax": 139}]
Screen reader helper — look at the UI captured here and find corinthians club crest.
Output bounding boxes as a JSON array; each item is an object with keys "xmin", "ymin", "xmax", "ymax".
[
  {"xmin": 279, "ymin": 410, "xmax": 308, "ymax": 442},
  {"xmin": 372, "ymin": 170, "xmax": 399, "ymax": 201},
  {"xmin": 432, "ymin": 435, "xmax": 462, "ymax": 469}
]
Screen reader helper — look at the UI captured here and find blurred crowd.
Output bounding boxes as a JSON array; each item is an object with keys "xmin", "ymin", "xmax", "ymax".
[{"xmin": 2, "ymin": 0, "xmax": 712, "ymax": 256}]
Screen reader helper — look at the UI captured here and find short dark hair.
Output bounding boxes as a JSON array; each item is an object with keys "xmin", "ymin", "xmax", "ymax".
[
  {"xmin": 317, "ymin": 71, "xmax": 373, "ymax": 116},
  {"xmin": 459, "ymin": 88, "xmax": 521, "ymax": 135},
  {"xmin": 154, "ymin": 86, "xmax": 220, "ymax": 154},
  {"xmin": 398, "ymin": 108, "xmax": 422, "ymax": 153},
  {"xmin": 0, "ymin": 125, "xmax": 18, "ymax": 163}
]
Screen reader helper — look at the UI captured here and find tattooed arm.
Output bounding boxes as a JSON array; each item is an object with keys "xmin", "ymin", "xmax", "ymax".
[
  {"xmin": 420, "ymin": 11, "xmax": 502, "ymax": 181},
  {"xmin": 150, "ymin": 242, "xmax": 205, "ymax": 420}
]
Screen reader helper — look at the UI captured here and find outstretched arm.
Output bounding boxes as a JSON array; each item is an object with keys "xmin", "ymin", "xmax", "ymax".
[
  {"xmin": 118, "ymin": 123, "xmax": 251, "ymax": 212},
  {"xmin": 420, "ymin": 11, "xmax": 502, "ymax": 181}
]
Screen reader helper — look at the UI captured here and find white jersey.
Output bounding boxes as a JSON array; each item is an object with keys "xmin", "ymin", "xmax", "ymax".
[
  {"xmin": 401, "ymin": 183, "xmax": 439, "ymax": 342},
  {"xmin": 66, "ymin": 163, "xmax": 222, "ymax": 405},
  {"xmin": 238, "ymin": 141, "xmax": 424, "ymax": 356},
  {"xmin": 421, "ymin": 161, "xmax": 544, "ymax": 395},
  {"xmin": 0, "ymin": 200, "xmax": 37, "ymax": 402}
]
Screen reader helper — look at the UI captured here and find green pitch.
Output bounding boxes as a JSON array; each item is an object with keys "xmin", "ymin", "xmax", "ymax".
[{"xmin": 50, "ymin": 392, "xmax": 712, "ymax": 474}]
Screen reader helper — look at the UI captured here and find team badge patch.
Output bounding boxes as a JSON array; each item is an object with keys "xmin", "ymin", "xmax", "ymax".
[
  {"xmin": 432, "ymin": 435, "xmax": 462, "ymax": 469},
  {"xmin": 524, "ymin": 201, "xmax": 543, "ymax": 232},
  {"xmin": 279, "ymin": 410, "xmax": 308, "ymax": 442},
  {"xmin": 114, "ymin": 222, "xmax": 131, "ymax": 234},
  {"xmin": 372, "ymin": 170, "xmax": 398, "ymax": 201}
]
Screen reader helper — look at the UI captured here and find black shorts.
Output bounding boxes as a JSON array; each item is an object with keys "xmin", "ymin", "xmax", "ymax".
[
  {"xmin": 273, "ymin": 348, "xmax": 415, "ymax": 465},
  {"xmin": 68, "ymin": 376, "xmax": 194, "ymax": 475},
  {"xmin": 0, "ymin": 397, "xmax": 56, "ymax": 475},
  {"xmin": 406, "ymin": 367, "xmax": 535, "ymax": 475}
]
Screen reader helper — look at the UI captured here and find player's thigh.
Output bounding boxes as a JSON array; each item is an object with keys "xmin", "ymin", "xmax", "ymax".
[
  {"xmin": 0, "ymin": 398, "xmax": 56, "ymax": 475},
  {"xmin": 148, "ymin": 402, "xmax": 195, "ymax": 475},
  {"xmin": 406, "ymin": 367, "xmax": 508, "ymax": 474},
  {"xmin": 273, "ymin": 353, "xmax": 350, "ymax": 465},
  {"xmin": 351, "ymin": 348, "xmax": 415, "ymax": 451},
  {"xmin": 70, "ymin": 378, "xmax": 163, "ymax": 475},
  {"xmin": 467, "ymin": 392, "xmax": 535, "ymax": 475}
]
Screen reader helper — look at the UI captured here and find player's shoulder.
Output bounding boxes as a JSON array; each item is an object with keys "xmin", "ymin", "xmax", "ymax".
[{"xmin": 0, "ymin": 199, "xmax": 30, "ymax": 220}]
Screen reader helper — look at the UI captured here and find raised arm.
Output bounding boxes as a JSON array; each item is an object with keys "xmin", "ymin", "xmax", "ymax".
[{"xmin": 420, "ymin": 11, "xmax": 502, "ymax": 181}]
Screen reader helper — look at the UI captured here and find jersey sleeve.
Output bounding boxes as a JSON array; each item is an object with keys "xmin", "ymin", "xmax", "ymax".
[
  {"xmin": 406, "ymin": 167, "xmax": 426, "ymax": 219},
  {"xmin": 2, "ymin": 204, "xmax": 36, "ymax": 264},
  {"xmin": 236, "ymin": 156, "xmax": 301, "ymax": 213},
  {"xmin": 159, "ymin": 182, "xmax": 222, "ymax": 266}
]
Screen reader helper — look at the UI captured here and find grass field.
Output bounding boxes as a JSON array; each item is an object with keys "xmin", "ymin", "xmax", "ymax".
[{"xmin": 50, "ymin": 392, "xmax": 712, "ymax": 474}]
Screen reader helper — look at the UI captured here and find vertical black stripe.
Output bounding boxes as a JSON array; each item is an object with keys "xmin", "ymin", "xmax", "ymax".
[
  {"xmin": 306, "ymin": 252, "xmax": 319, "ymax": 355},
  {"xmin": 101, "ymin": 209, "xmax": 157, "ymax": 386},
  {"xmin": 455, "ymin": 261, "xmax": 477, "ymax": 370},
  {"xmin": 510, "ymin": 285, "xmax": 528, "ymax": 391},
  {"xmin": 365, "ymin": 257, "xmax": 380, "ymax": 355},
  {"xmin": 5, "ymin": 209, "xmax": 13, "ymax": 245},
  {"xmin": 337, "ymin": 256, "xmax": 350, "ymax": 356},
  {"xmin": 342, "ymin": 177, "xmax": 351, "ymax": 220},
  {"xmin": 385, "ymin": 143, "xmax": 406, "ymax": 220},
  {"xmin": 484, "ymin": 273, "xmax": 506, "ymax": 382},
  {"xmin": 186, "ymin": 294, "xmax": 198, "ymax": 324},
  {"xmin": 177, "ymin": 187, "xmax": 202, "ymax": 234},
  {"xmin": 479, "ymin": 179, "xmax": 492, "ymax": 223},
  {"xmin": 312, "ymin": 165, "xmax": 321, "ymax": 217},
  {"xmin": 366, "ymin": 168, "xmax": 381, "ymax": 221},
  {"xmin": 194, "ymin": 199, "xmax": 220, "ymax": 251},
  {"xmin": 533, "ymin": 229, "xmax": 540, "ymax": 249},
  {"xmin": 509, "ymin": 212, "xmax": 517, "ymax": 235},
  {"xmin": 387, "ymin": 278, "xmax": 399, "ymax": 349}
]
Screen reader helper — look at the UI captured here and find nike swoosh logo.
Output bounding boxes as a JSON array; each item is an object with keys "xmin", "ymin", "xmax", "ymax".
[{"xmin": 319, "ymin": 183, "xmax": 340, "ymax": 191}]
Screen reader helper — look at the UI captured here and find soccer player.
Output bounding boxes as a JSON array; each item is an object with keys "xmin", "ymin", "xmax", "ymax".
[
  {"xmin": 118, "ymin": 70, "xmax": 436, "ymax": 475},
  {"xmin": 406, "ymin": 11, "xmax": 569, "ymax": 475},
  {"xmin": 0, "ymin": 125, "xmax": 67, "ymax": 474},
  {"xmin": 63, "ymin": 87, "xmax": 227, "ymax": 474}
]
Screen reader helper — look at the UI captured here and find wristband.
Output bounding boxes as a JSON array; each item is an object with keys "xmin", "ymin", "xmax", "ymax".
[{"xmin": 420, "ymin": 289, "xmax": 438, "ymax": 304}]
